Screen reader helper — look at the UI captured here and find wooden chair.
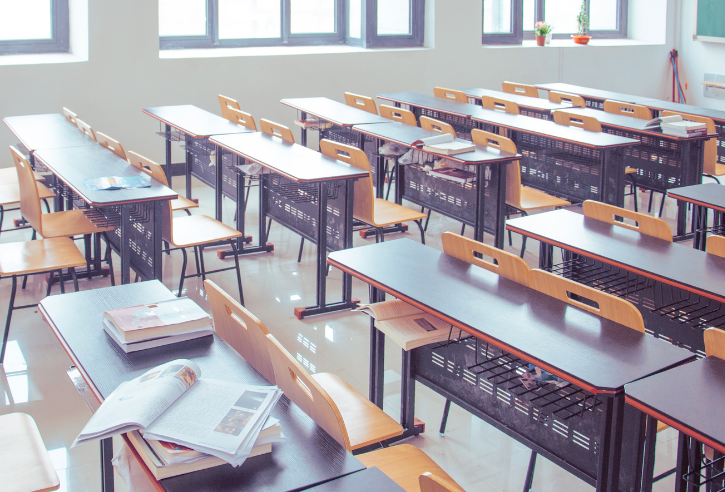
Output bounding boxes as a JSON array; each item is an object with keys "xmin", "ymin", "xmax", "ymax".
[
  {"xmin": 471, "ymin": 129, "xmax": 570, "ymax": 256},
  {"xmin": 433, "ymin": 87, "xmax": 469, "ymax": 103},
  {"xmin": 548, "ymin": 91, "xmax": 586, "ymax": 108},
  {"xmin": 380, "ymin": 105, "xmax": 417, "ymax": 126},
  {"xmin": 344, "ymin": 92, "xmax": 378, "ymax": 115},
  {"xmin": 662, "ymin": 110, "xmax": 722, "ymax": 183},
  {"xmin": 75, "ymin": 118, "xmax": 96, "ymax": 141},
  {"xmin": 126, "ymin": 152, "xmax": 245, "ymax": 302},
  {"xmin": 260, "ymin": 119, "xmax": 295, "ymax": 143},
  {"xmin": 582, "ymin": 200, "xmax": 672, "ymax": 241},
  {"xmin": 226, "ymin": 107, "xmax": 258, "ymax": 131},
  {"xmin": 358, "ymin": 445, "xmax": 465, "ymax": 492},
  {"xmin": 603, "ymin": 100, "xmax": 652, "ymax": 120},
  {"xmin": 480, "ymin": 96, "xmax": 520, "ymax": 115},
  {"xmin": 96, "ymin": 131, "xmax": 127, "ymax": 160},
  {"xmin": 266, "ymin": 333, "xmax": 404, "ymax": 451},
  {"xmin": 218, "ymin": 94, "xmax": 241, "ymax": 119},
  {"xmin": 127, "ymin": 151, "xmax": 198, "ymax": 216},
  {"xmin": 0, "ymin": 413, "xmax": 61, "ymax": 491},
  {"xmin": 419, "ymin": 116, "xmax": 457, "ymax": 137},
  {"xmin": 707, "ymin": 235, "xmax": 725, "ymax": 257},
  {"xmin": 0, "ymin": 181, "xmax": 54, "ymax": 240},
  {"xmin": 62, "ymin": 107, "xmax": 78, "ymax": 126},
  {"xmin": 705, "ymin": 327, "xmax": 725, "ymax": 359},
  {"xmin": 319, "ymin": 139, "xmax": 427, "ymax": 243},
  {"xmin": 205, "ymin": 279, "xmax": 275, "ymax": 383},
  {"xmin": 502, "ymin": 81, "xmax": 539, "ymax": 98}
]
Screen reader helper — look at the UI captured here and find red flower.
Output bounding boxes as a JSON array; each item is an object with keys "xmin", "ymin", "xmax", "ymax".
[{"xmin": 535, "ymin": 21, "xmax": 543, "ymax": 27}]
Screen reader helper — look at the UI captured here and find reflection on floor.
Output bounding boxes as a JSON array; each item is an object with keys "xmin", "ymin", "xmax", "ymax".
[{"xmin": 0, "ymin": 173, "xmax": 688, "ymax": 491}]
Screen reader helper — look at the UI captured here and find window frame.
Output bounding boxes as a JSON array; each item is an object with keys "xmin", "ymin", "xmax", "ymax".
[
  {"xmin": 361, "ymin": 0, "xmax": 425, "ymax": 49},
  {"xmin": 0, "ymin": 0, "xmax": 70, "ymax": 55}
]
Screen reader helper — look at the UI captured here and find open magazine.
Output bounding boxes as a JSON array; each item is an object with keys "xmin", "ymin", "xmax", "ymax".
[
  {"xmin": 74, "ymin": 359, "xmax": 283, "ymax": 466},
  {"xmin": 642, "ymin": 114, "xmax": 683, "ymax": 130},
  {"xmin": 356, "ymin": 300, "xmax": 452, "ymax": 350}
]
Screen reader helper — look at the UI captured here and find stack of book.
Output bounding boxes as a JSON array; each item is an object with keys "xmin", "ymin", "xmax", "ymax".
[
  {"xmin": 103, "ymin": 298, "xmax": 214, "ymax": 353},
  {"xmin": 412, "ymin": 133, "xmax": 475, "ymax": 156},
  {"xmin": 661, "ymin": 119, "xmax": 708, "ymax": 138}
]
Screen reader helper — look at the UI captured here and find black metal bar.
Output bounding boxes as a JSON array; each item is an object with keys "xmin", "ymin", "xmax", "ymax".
[
  {"xmin": 401, "ymin": 348, "xmax": 415, "ymax": 431},
  {"xmin": 120, "ymin": 205, "xmax": 131, "ymax": 284},
  {"xmin": 300, "ymin": 111, "xmax": 308, "ymax": 147},
  {"xmin": 152, "ymin": 201, "xmax": 163, "ymax": 280},
  {"xmin": 214, "ymin": 145, "xmax": 223, "ymax": 222},
  {"xmin": 164, "ymin": 123, "xmax": 173, "ymax": 187},
  {"xmin": 523, "ymin": 451, "xmax": 537, "ymax": 492},
  {"xmin": 676, "ymin": 432, "xmax": 690, "ymax": 492},
  {"xmin": 369, "ymin": 285, "xmax": 385, "ymax": 408},
  {"xmin": 185, "ymin": 134, "xmax": 193, "ymax": 199},
  {"xmin": 641, "ymin": 414, "xmax": 658, "ymax": 491},
  {"xmin": 100, "ymin": 438, "xmax": 114, "ymax": 492}
]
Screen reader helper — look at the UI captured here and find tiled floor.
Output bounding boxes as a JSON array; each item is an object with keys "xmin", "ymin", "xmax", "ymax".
[{"xmin": 0, "ymin": 168, "xmax": 690, "ymax": 491}]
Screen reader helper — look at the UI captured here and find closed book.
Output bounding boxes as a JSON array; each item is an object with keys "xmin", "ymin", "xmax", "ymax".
[
  {"xmin": 102, "ymin": 319, "xmax": 213, "ymax": 353},
  {"xmin": 427, "ymin": 167, "xmax": 475, "ymax": 183},
  {"xmin": 103, "ymin": 298, "xmax": 212, "ymax": 343},
  {"xmin": 661, "ymin": 120, "xmax": 707, "ymax": 132},
  {"xmin": 422, "ymin": 140, "xmax": 475, "ymax": 155},
  {"xmin": 662, "ymin": 128, "xmax": 707, "ymax": 138}
]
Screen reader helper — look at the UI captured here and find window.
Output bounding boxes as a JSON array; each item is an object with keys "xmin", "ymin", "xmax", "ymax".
[
  {"xmin": 0, "ymin": 0, "xmax": 69, "ymax": 55},
  {"xmin": 482, "ymin": 0, "xmax": 626, "ymax": 44},
  {"xmin": 159, "ymin": 0, "xmax": 425, "ymax": 50}
]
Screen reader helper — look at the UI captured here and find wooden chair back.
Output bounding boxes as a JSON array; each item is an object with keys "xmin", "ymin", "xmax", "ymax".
[
  {"xmin": 96, "ymin": 132, "xmax": 127, "ymax": 160},
  {"xmin": 582, "ymin": 200, "xmax": 672, "ymax": 241},
  {"xmin": 266, "ymin": 334, "xmax": 350, "ymax": 450},
  {"xmin": 704, "ymin": 328, "xmax": 725, "ymax": 360},
  {"xmin": 419, "ymin": 116, "xmax": 457, "ymax": 138},
  {"xmin": 204, "ymin": 280, "xmax": 276, "ymax": 383},
  {"xmin": 343, "ymin": 92, "xmax": 378, "ymax": 115},
  {"xmin": 319, "ymin": 139, "xmax": 374, "ymax": 225},
  {"xmin": 442, "ymin": 232, "xmax": 530, "ymax": 286},
  {"xmin": 433, "ymin": 87, "xmax": 469, "ymax": 103},
  {"xmin": 706, "ymin": 235, "xmax": 725, "ymax": 258},
  {"xmin": 75, "ymin": 118, "xmax": 96, "ymax": 141},
  {"xmin": 502, "ymin": 81, "xmax": 539, "ymax": 98},
  {"xmin": 420, "ymin": 473, "xmax": 462, "ymax": 492},
  {"xmin": 603, "ymin": 100, "xmax": 652, "ymax": 120},
  {"xmin": 62, "ymin": 107, "xmax": 78, "ymax": 126},
  {"xmin": 218, "ymin": 94, "xmax": 241, "ymax": 120},
  {"xmin": 379, "ymin": 105, "xmax": 417, "ymax": 126},
  {"xmin": 10, "ymin": 146, "xmax": 43, "ymax": 234},
  {"xmin": 470, "ymin": 129, "xmax": 522, "ymax": 208},
  {"xmin": 553, "ymin": 110, "xmax": 603, "ymax": 132},
  {"xmin": 126, "ymin": 151, "xmax": 173, "ymax": 240},
  {"xmin": 260, "ymin": 119, "xmax": 295, "ymax": 143},
  {"xmin": 662, "ymin": 110, "xmax": 717, "ymax": 175},
  {"xmin": 548, "ymin": 91, "xmax": 586, "ymax": 108},
  {"xmin": 481, "ymin": 96, "xmax": 520, "ymax": 115},
  {"xmin": 529, "ymin": 269, "xmax": 645, "ymax": 332},
  {"xmin": 226, "ymin": 107, "xmax": 258, "ymax": 131}
]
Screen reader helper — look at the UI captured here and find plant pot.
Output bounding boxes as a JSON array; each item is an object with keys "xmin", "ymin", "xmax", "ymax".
[
  {"xmin": 571, "ymin": 34, "xmax": 592, "ymax": 45},
  {"xmin": 536, "ymin": 35, "xmax": 546, "ymax": 46}
]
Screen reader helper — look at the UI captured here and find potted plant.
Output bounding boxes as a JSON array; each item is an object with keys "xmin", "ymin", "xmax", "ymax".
[
  {"xmin": 534, "ymin": 22, "xmax": 553, "ymax": 46},
  {"xmin": 572, "ymin": 1, "xmax": 591, "ymax": 44}
]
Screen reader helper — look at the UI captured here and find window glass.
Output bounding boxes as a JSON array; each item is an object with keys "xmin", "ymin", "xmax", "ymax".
[
  {"xmin": 0, "ymin": 0, "xmax": 52, "ymax": 40},
  {"xmin": 590, "ymin": 0, "xmax": 618, "ymax": 30},
  {"xmin": 348, "ymin": 0, "xmax": 362, "ymax": 38},
  {"xmin": 159, "ymin": 0, "xmax": 208, "ymax": 37},
  {"xmin": 544, "ymin": 0, "xmax": 580, "ymax": 34},
  {"xmin": 219, "ymin": 0, "xmax": 281, "ymax": 39},
  {"xmin": 483, "ymin": 0, "xmax": 513, "ymax": 34},
  {"xmin": 377, "ymin": 0, "xmax": 411, "ymax": 35},
  {"xmin": 291, "ymin": 0, "xmax": 335, "ymax": 33},
  {"xmin": 523, "ymin": 0, "xmax": 535, "ymax": 31}
]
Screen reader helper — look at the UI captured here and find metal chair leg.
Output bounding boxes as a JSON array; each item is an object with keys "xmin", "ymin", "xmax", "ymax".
[
  {"xmin": 423, "ymin": 209, "xmax": 432, "ymax": 232},
  {"xmin": 523, "ymin": 451, "xmax": 537, "ymax": 492},
  {"xmin": 266, "ymin": 218, "xmax": 272, "ymax": 240},
  {"xmin": 42, "ymin": 198, "xmax": 51, "ymax": 214},
  {"xmin": 377, "ymin": 228, "xmax": 385, "ymax": 242},
  {"xmin": 58, "ymin": 269, "xmax": 66, "ymax": 294},
  {"xmin": 193, "ymin": 246, "xmax": 201, "ymax": 276},
  {"xmin": 22, "ymin": 230, "xmax": 38, "ymax": 290},
  {"xmin": 103, "ymin": 233, "xmax": 115, "ymax": 287},
  {"xmin": 0, "ymin": 276, "xmax": 18, "ymax": 363},
  {"xmin": 178, "ymin": 248, "xmax": 188, "ymax": 297},
  {"xmin": 648, "ymin": 191, "xmax": 654, "ymax": 213},
  {"xmin": 415, "ymin": 220, "xmax": 425, "ymax": 245},
  {"xmin": 229, "ymin": 240, "xmax": 244, "ymax": 306},
  {"xmin": 460, "ymin": 223, "xmax": 465, "ymax": 236},
  {"xmin": 439, "ymin": 399, "xmax": 452, "ymax": 436},
  {"xmin": 659, "ymin": 192, "xmax": 667, "ymax": 218},
  {"xmin": 198, "ymin": 246, "xmax": 207, "ymax": 282},
  {"xmin": 297, "ymin": 238, "xmax": 305, "ymax": 263},
  {"xmin": 0, "ymin": 205, "xmax": 3, "ymax": 241}
]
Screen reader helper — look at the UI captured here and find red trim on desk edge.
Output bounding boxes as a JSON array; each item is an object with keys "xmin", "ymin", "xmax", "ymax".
[
  {"xmin": 376, "ymin": 95, "xmax": 473, "ymax": 119},
  {"xmin": 666, "ymin": 193, "xmax": 725, "ymax": 214}
]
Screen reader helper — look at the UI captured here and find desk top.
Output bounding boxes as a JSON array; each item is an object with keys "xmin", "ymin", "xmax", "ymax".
[
  {"xmin": 34, "ymin": 145, "xmax": 177, "ymax": 207},
  {"xmin": 280, "ymin": 97, "xmax": 388, "ymax": 126},
  {"xmin": 328, "ymin": 239, "xmax": 694, "ymax": 393},
  {"xmin": 626, "ymin": 356, "xmax": 725, "ymax": 454},
  {"xmin": 210, "ymin": 132, "xmax": 369, "ymax": 183},
  {"xmin": 353, "ymin": 121, "xmax": 521, "ymax": 165},
  {"xmin": 535, "ymin": 83, "xmax": 641, "ymax": 104},
  {"xmin": 304, "ymin": 467, "xmax": 404, "ymax": 491},
  {"xmin": 668, "ymin": 183, "xmax": 725, "ymax": 212},
  {"xmin": 3, "ymin": 113, "xmax": 97, "ymax": 152},
  {"xmin": 142, "ymin": 105, "xmax": 254, "ymax": 139},
  {"xmin": 460, "ymin": 87, "xmax": 565, "ymax": 112},
  {"xmin": 506, "ymin": 209, "xmax": 725, "ymax": 303},
  {"xmin": 377, "ymin": 92, "xmax": 480, "ymax": 118},
  {"xmin": 471, "ymin": 108, "xmax": 640, "ymax": 149},
  {"xmin": 38, "ymin": 281, "xmax": 365, "ymax": 492}
]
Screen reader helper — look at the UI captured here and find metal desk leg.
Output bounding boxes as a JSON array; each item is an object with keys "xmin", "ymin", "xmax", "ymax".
[
  {"xmin": 152, "ymin": 201, "xmax": 164, "ymax": 280},
  {"xmin": 300, "ymin": 111, "xmax": 308, "ymax": 148},
  {"xmin": 164, "ymin": 123, "xmax": 173, "ymax": 187},
  {"xmin": 539, "ymin": 242, "xmax": 554, "ymax": 270},
  {"xmin": 120, "ymin": 205, "xmax": 131, "ymax": 284},
  {"xmin": 675, "ymin": 432, "xmax": 690, "ymax": 492},
  {"xmin": 476, "ymin": 162, "xmax": 506, "ymax": 250},
  {"xmin": 100, "ymin": 438, "xmax": 114, "ymax": 492},
  {"xmin": 184, "ymin": 135, "xmax": 193, "ymax": 200},
  {"xmin": 400, "ymin": 349, "xmax": 415, "ymax": 430},
  {"xmin": 595, "ymin": 393, "xmax": 624, "ymax": 492},
  {"xmin": 369, "ymin": 285, "xmax": 385, "ymax": 408},
  {"xmin": 215, "ymin": 146, "xmax": 224, "ymax": 222}
]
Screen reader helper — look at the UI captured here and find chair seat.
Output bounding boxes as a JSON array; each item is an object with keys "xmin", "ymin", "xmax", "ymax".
[
  {"xmin": 365, "ymin": 198, "xmax": 428, "ymax": 228},
  {"xmin": 0, "ymin": 238, "xmax": 86, "ymax": 276},
  {"xmin": 0, "ymin": 182, "xmax": 55, "ymax": 207},
  {"xmin": 312, "ymin": 373, "xmax": 403, "ymax": 450},
  {"xmin": 625, "ymin": 167, "xmax": 638, "ymax": 174},
  {"xmin": 0, "ymin": 413, "xmax": 60, "ymax": 492},
  {"xmin": 357, "ymin": 444, "xmax": 464, "ymax": 492},
  {"xmin": 509, "ymin": 187, "xmax": 571, "ymax": 212},
  {"xmin": 171, "ymin": 214, "xmax": 242, "ymax": 248},
  {"xmin": 40, "ymin": 209, "xmax": 116, "ymax": 238},
  {"xmin": 172, "ymin": 195, "xmax": 199, "ymax": 212}
]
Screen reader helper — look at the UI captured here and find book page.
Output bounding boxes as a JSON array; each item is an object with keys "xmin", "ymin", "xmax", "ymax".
[
  {"xmin": 420, "ymin": 133, "xmax": 454, "ymax": 146},
  {"xmin": 356, "ymin": 299, "xmax": 423, "ymax": 321},
  {"xmin": 379, "ymin": 313, "xmax": 451, "ymax": 339}
]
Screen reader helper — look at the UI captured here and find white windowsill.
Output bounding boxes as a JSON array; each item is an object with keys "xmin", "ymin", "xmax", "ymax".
[
  {"xmin": 159, "ymin": 44, "xmax": 429, "ymax": 59},
  {"xmin": 0, "ymin": 51, "xmax": 88, "ymax": 66},
  {"xmin": 483, "ymin": 38, "xmax": 663, "ymax": 49}
]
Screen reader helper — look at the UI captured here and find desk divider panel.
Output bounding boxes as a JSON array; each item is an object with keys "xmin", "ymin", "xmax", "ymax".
[{"xmin": 469, "ymin": 97, "xmax": 553, "ymax": 121}]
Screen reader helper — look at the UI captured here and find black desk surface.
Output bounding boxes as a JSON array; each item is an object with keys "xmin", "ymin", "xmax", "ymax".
[
  {"xmin": 471, "ymin": 107, "xmax": 641, "ymax": 148},
  {"xmin": 34, "ymin": 145, "xmax": 177, "ymax": 207},
  {"xmin": 506, "ymin": 209, "xmax": 725, "ymax": 303},
  {"xmin": 38, "ymin": 281, "xmax": 365, "ymax": 492},
  {"xmin": 328, "ymin": 239, "xmax": 694, "ymax": 393},
  {"xmin": 376, "ymin": 92, "xmax": 480, "ymax": 118},
  {"xmin": 637, "ymin": 98, "xmax": 725, "ymax": 123},
  {"xmin": 668, "ymin": 183, "xmax": 725, "ymax": 211},
  {"xmin": 353, "ymin": 121, "xmax": 521, "ymax": 165},
  {"xmin": 3, "ymin": 113, "xmax": 97, "ymax": 152},
  {"xmin": 535, "ymin": 83, "xmax": 643, "ymax": 104},
  {"xmin": 625, "ymin": 356, "xmax": 725, "ymax": 454},
  {"xmin": 280, "ymin": 97, "xmax": 388, "ymax": 126},
  {"xmin": 210, "ymin": 132, "xmax": 369, "ymax": 183},
  {"xmin": 142, "ymin": 105, "xmax": 254, "ymax": 139},
  {"xmin": 460, "ymin": 87, "xmax": 565, "ymax": 111},
  {"xmin": 303, "ymin": 467, "xmax": 404, "ymax": 491}
]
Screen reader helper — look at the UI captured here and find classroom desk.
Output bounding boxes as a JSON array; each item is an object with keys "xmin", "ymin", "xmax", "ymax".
[
  {"xmin": 38, "ymin": 280, "xmax": 366, "ymax": 492},
  {"xmin": 210, "ymin": 132, "xmax": 368, "ymax": 319},
  {"xmin": 303, "ymin": 467, "xmax": 404, "ymax": 491},
  {"xmin": 668, "ymin": 183, "xmax": 725, "ymax": 251},
  {"xmin": 353, "ymin": 121, "xmax": 522, "ymax": 249},
  {"xmin": 34, "ymin": 145, "xmax": 177, "ymax": 284},
  {"xmin": 506, "ymin": 209, "xmax": 725, "ymax": 356},
  {"xmin": 470, "ymin": 107, "xmax": 640, "ymax": 206},
  {"xmin": 327, "ymin": 239, "xmax": 694, "ymax": 492},
  {"xmin": 377, "ymin": 92, "xmax": 480, "ymax": 137},
  {"xmin": 626, "ymin": 356, "xmax": 725, "ymax": 491},
  {"xmin": 460, "ymin": 87, "xmax": 567, "ymax": 119}
]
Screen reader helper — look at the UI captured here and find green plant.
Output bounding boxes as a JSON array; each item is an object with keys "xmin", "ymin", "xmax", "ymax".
[
  {"xmin": 534, "ymin": 21, "xmax": 553, "ymax": 37},
  {"xmin": 576, "ymin": 1, "xmax": 589, "ymax": 35}
]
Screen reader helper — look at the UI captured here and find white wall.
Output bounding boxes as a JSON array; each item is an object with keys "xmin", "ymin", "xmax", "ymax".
[{"xmin": 0, "ymin": 0, "xmax": 678, "ymax": 166}]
